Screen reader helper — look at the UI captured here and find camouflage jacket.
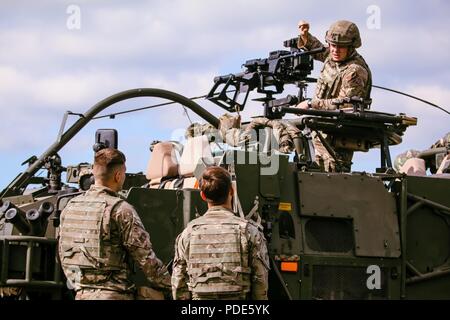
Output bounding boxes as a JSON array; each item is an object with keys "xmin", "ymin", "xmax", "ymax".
[
  {"xmin": 58, "ymin": 185, "xmax": 171, "ymax": 294},
  {"xmin": 172, "ymin": 206, "xmax": 269, "ymax": 300},
  {"xmin": 243, "ymin": 117, "xmax": 301, "ymax": 153},
  {"xmin": 298, "ymin": 33, "xmax": 372, "ymax": 110}
]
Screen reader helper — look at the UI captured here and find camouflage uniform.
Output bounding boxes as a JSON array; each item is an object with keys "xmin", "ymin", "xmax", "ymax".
[
  {"xmin": 185, "ymin": 122, "xmax": 217, "ymax": 139},
  {"xmin": 172, "ymin": 206, "xmax": 269, "ymax": 300},
  {"xmin": 394, "ymin": 149, "xmax": 422, "ymax": 172},
  {"xmin": 58, "ymin": 185, "xmax": 171, "ymax": 300},
  {"xmin": 219, "ymin": 113, "xmax": 242, "ymax": 146},
  {"xmin": 243, "ymin": 117, "xmax": 302, "ymax": 153},
  {"xmin": 218, "ymin": 113, "xmax": 301, "ymax": 153},
  {"xmin": 298, "ymin": 21, "xmax": 372, "ymax": 172}
]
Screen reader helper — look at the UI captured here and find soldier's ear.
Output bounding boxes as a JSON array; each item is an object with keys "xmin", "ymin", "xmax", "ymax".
[
  {"xmin": 200, "ymin": 191, "xmax": 207, "ymax": 202},
  {"xmin": 113, "ymin": 168, "xmax": 122, "ymax": 183}
]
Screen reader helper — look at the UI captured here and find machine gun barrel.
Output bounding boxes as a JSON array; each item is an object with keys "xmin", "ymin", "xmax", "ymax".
[
  {"xmin": 280, "ymin": 46, "xmax": 326, "ymax": 60},
  {"xmin": 213, "ymin": 72, "xmax": 246, "ymax": 84},
  {"xmin": 266, "ymin": 95, "xmax": 299, "ymax": 108},
  {"xmin": 207, "ymin": 45, "xmax": 326, "ymax": 112},
  {"xmin": 281, "ymin": 107, "xmax": 417, "ymax": 125},
  {"xmin": 418, "ymin": 147, "xmax": 448, "ymax": 158}
]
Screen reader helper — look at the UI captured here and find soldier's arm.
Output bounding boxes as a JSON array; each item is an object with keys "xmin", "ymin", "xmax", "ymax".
[
  {"xmin": 297, "ymin": 33, "xmax": 329, "ymax": 62},
  {"xmin": 171, "ymin": 232, "xmax": 192, "ymax": 300},
  {"xmin": 248, "ymin": 225, "xmax": 270, "ymax": 300},
  {"xmin": 311, "ymin": 64, "xmax": 369, "ymax": 110},
  {"xmin": 113, "ymin": 202, "xmax": 171, "ymax": 290}
]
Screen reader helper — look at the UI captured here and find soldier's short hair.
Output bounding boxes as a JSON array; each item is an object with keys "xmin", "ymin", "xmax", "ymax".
[
  {"xmin": 200, "ymin": 166, "xmax": 231, "ymax": 205},
  {"xmin": 93, "ymin": 148, "xmax": 126, "ymax": 181}
]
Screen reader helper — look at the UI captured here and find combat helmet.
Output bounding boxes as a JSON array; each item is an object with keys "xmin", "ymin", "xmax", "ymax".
[{"xmin": 325, "ymin": 20, "xmax": 361, "ymax": 48}]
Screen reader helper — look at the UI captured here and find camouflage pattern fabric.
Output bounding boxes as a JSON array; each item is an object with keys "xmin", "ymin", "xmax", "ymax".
[
  {"xmin": 172, "ymin": 206, "xmax": 269, "ymax": 300},
  {"xmin": 312, "ymin": 133, "xmax": 353, "ymax": 172},
  {"xmin": 242, "ymin": 117, "xmax": 301, "ymax": 153},
  {"xmin": 0, "ymin": 287, "xmax": 23, "ymax": 298},
  {"xmin": 298, "ymin": 33, "xmax": 372, "ymax": 110},
  {"xmin": 393, "ymin": 149, "xmax": 422, "ymax": 172},
  {"xmin": 219, "ymin": 113, "xmax": 242, "ymax": 146},
  {"xmin": 185, "ymin": 122, "xmax": 218, "ymax": 139},
  {"xmin": 193, "ymin": 114, "xmax": 301, "ymax": 153},
  {"xmin": 325, "ymin": 20, "xmax": 362, "ymax": 48},
  {"xmin": 76, "ymin": 287, "xmax": 165, "ymax": 300},
  {"xmin": 297, "ymin": 32, "xmax": 371, "ymax": 171},
  {"xmin": 59, "ymin": 185, "xmax": 171, "ymax": 300},
  {"xmin": 135, "ymin": 286, "xmax": 165, "ymax": 300},
  {"xmin": 76, "ymin": 288, "xmax": 134, "ymax": 300}
]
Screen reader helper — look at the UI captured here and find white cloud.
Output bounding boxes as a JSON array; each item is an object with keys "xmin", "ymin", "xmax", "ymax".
[
  {"xmin": 33, "ymin": 72, "xmax": 121, "ymax": 107},
  {"xmin": 0, "ymin": 65, "xmax": 122, "ymax": 109},
  {"xmin": 1, "ymin": 0, "xmax": 449, "ymax": 185}
]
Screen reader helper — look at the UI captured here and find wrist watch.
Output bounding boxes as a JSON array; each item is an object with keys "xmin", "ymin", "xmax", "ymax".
[{"xmin": 307, "ymin": 99, "xmax": 312, "ymax": 109}]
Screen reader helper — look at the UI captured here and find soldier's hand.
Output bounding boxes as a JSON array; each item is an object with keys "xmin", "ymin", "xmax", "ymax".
[
  {"xmin": 297, "ymin": 100, "xmax": 310, "ymax": 109},
  {"xmin": 298, "ymin": 20, "xmax": 310, "ymax": 41}
]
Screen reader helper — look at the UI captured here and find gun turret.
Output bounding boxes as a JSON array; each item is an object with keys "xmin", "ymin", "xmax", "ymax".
[
  {"xmin": 208, "ymin": 40, "xmax": 418, "ymax": 172},
  {"xmin": 206, "ymin": 45, "xmax": 325, "ymax": 112}
]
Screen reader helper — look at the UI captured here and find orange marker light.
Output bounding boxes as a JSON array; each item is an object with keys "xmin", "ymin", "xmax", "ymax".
[{"xmin": 280, "ymin": 261, "xmax": 298, "ymax": 272}]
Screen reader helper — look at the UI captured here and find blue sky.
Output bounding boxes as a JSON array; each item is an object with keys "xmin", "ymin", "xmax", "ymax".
[{"xmin": 1, "ymin": 0, "xmax": 449, "ymax": 187}]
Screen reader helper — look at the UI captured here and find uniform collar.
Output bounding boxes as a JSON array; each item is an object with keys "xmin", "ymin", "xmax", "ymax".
[
  {"xmin": 88, "ymin": 185, "xmax": 118, "ymax": 197},
  {"xmin": 205, "ymin": 206, "xmax": 236, "ymax": 216}
]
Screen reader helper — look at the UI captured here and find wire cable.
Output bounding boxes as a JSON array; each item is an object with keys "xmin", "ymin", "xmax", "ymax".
[
  {"xmin": 90, "ymin": 84, "xmax": 450, "ymax": 121},
  {"xmin": 91, "ymin": 93, "xmax": 210, "ymax": 120},
  {"xmin": 372, "ymin": 84, "xmax": 450, "ymax": 116}
]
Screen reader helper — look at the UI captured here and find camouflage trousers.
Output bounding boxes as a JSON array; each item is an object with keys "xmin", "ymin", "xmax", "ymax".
[
  {"xmin": 0, "ymin": 287, "xmax": 23, "ymax": 299},
  {"xmin": 192, "ymin": 293, "xmax": 246, "ymax": 300},
  {"xmin": 75, "ymin": 289, "xmax": 134, "ymax": 300},
  {"xmin": 75, "ymin": 287, "xmax": 165, "ymax": 300},
  {"xmin": 313, "ymin": 133, "xmax": 353, "ymax": 172}
]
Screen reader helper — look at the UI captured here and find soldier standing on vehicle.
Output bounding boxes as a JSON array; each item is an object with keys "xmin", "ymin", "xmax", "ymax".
[
  {"xmin": 172, "ymin": 166, "xmax": 269, "ymax": 300},
  {"xmin": 296, "ymin": 20, "xmax": 372, "ymax": 172},
  {"xmin": 58, "ymin": 148, "xmax": 171, "ymax": 300}
]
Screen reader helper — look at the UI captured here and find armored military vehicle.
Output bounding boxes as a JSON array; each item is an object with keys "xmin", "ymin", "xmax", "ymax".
[{"xmin": 1, "ymin": 42, "xmax": 449, "ymax": 300}]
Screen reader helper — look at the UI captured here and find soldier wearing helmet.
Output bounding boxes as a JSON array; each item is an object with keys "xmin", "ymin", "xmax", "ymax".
[{"xmin": 296, "ymin": 20, "xmax": 372, "ymax": 172}]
